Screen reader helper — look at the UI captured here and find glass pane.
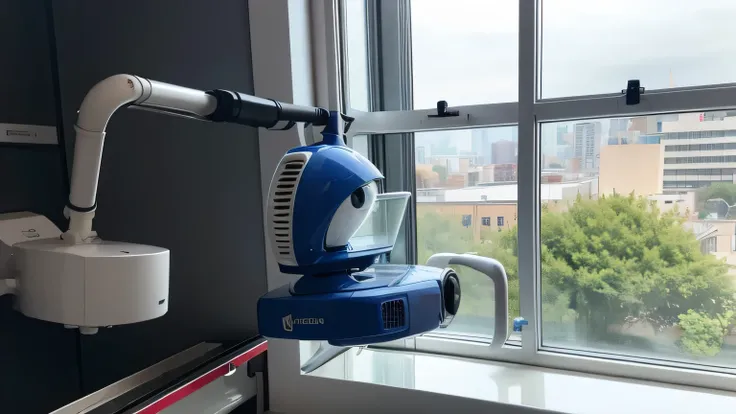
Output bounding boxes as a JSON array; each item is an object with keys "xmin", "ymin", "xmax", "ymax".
[
  {"xmin": 411, "ymin": 0, "xmax": 518, "ymax": 109},
  {"xmin": 540, "ymin": 0, "xmax": 736, "ymax": 98},
  {"xmin": 351, "ymin": 134, "xmax": 369, "ymax": 158},
  {"xmin": 350, "ymin": 192, "xmax": 411, "ymax": 251},
  {"xmin": 541, "ymin": 110, "xmax": 736, "ymax": 367},
  {"xmin": 415, "ymin": 126, "xmax": 520, "ymax": 338},
  {"xmin": 344, "ymin": 0, "xmax": 370, "ymax": 111}
]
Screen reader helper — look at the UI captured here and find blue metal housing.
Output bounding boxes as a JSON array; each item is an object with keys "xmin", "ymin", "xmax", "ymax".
[
  {"xmin": 258, "ymin": 112, "xmax": 458, "ymax": 346},
  {"xmin": 279, "ymin": 112, "xmax": 385, "ymax": 276},
  {"xmin": 257, "ymin": 265, "xmax": 448, "ymax": 346}
]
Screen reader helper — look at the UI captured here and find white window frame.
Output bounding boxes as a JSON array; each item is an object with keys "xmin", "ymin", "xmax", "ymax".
[{"xmin": 337, "ymin": 0, "xmax": 736, "ymax": 392}]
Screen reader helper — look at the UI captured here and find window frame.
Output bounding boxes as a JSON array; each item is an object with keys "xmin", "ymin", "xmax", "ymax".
[{"xmin": 336, "ymin": 0, "xmax": 736, "ymax": 392}]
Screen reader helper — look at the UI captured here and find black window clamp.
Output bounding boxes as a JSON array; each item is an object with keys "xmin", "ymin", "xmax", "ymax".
[
  {"xmin": 622, "ymin": 80, "xmax": 645, "ymax": 105},
  {"xmin": 428, "ymin": 100, "xmax": 459, "ymax": 118}
]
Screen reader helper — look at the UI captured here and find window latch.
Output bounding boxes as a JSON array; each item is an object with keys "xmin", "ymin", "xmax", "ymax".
[
  {"xmin": 513, "ymin": 317, "xmax": 528, "ymax": 332},
  {"xmin": 428, "ymin": 100, "xmax": 459, "ymax": 118},
  {"xmin": 622, "ymin": 80, "xmax": 645, "ymax": 105}
]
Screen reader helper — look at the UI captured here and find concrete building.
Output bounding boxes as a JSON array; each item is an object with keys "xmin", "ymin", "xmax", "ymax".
[
  {"xmin": 428, "ymin": 155, "xmax": 475, "ymax": 174},
  {"xmin": 417, "ymin": 202, "xmax": 518, "ymax": 242},
  {"xmin": 658, "ymin": 112, "xmax": 736, "ymax": 189},
  {"xmin": 493, "ymin": 164, "xmax": 517, "ymax": 182},
  {"xmin": 685, "ymin": 220, "xmax": 736, "ymax": 276},
  {"xmin": 599, "ymin": 142, "xmax": 664, "ymax": 196},
  {"xmin": 609, "ymin": 118, "xmax": 629, "ymax": 138},
  {"xmin": 629, "ymin": 116, "xmax": 660, "ymax": 135},
  {"xmin": 480, "ymin": 165, "xmax": 495, "ymax": 183},
  {"xmin": 491, "ymin": 140, "xmax": 516, "ymax": 164},
  {"xmin": 445, "ymin": 174, "xmax": 467, "ymax": 188},
  {"xmin": 573, "ymin": 121, "xmax": 602, "ymax": 172},
  {"xmin": 471, "ymin": 129, "xmax": 492, "ymax": 165},
  {"xmin": 647, "ymin": 192, "xmax": 695, "ymax": 217},
  {"xmin": 416, "ymin": 178, "xmax": 598, "ymax": 242}
]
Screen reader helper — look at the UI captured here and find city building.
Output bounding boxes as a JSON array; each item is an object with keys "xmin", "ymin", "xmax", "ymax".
[
  {"xmin": 416, "ymin": 146, "xmax": 426, "ymax": 164},
  {"xmin": 443, "ymin": 174, "xmax": 467, "ymax": 189},
  {"xmin": 685, "ymin": 220, "xmax": 736, "ymax": 275},
  {"xmin": 658, "ymin": 112, "xmax": 736, "ymax": 189},
  {"xmin": 556, "ymin": 124, "xmax": 569, "ymax": 145},
  {"xmin": 428, "ymin": 155, "xmax": 475, "ymax": 174},
  {"xmin": 573, "ymin": 121, "xmax": 601, "ymax": 172},
  {"xmin": 480, "ymin": 165, "xmax": 495, "ymax": 183},
  {"xmin": 647, "ymin": 192, "xmax": 695, "ymax": 217},
  {"xmin": 599, "ymin": 142, "xmax": 663, "ymax": 196},
  {"xmin": 470, "ymin": 126, "xmax": 519, "ymax": 166},
  {"xmin": 629, "ymin": 116, "xmax": 661, "ymax": 135},
  {"xmin": 471, "ymin": 129, "xmax": 492, "ymax": 165},
  {"xmin": 609, "ymin": 118, "xmax": 629, "ymax": 138},
  {"xmin": 416, "ymin": 178, "xmax": 598, "ymax": 242},
  {"xmin": 493, "ymin": 164, "xmax": 516, "ymax": 182},
  {"xmin": 491, "ymin": 140, "xmax": 516, "ymax": 164},
  {"xmin": 467, "ymin": 171, "xmax": 480, "ymax": 187}
]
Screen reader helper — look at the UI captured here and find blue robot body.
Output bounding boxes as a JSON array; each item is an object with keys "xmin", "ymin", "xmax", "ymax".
[
  {"xmin": 277, "ymin": 138, "xmax": 386, "ymax": 275},
  {"xmin": 258, "ymin": 265, "xmax": 454, "ymax": 346},
  {"xmin": 258, "ymin": 111, "xmax": 461, "ymax": 346}
]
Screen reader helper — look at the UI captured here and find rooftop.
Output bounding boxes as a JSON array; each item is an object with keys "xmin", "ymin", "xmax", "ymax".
[{"xmin": 417, "ymin": 178, "xmax": 597, "ymax": 203}]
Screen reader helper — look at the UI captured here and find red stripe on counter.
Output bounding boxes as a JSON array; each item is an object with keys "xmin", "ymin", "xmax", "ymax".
[{"xmin": 135, "ymin": 341, "xmax": 268, "ymax": 414}]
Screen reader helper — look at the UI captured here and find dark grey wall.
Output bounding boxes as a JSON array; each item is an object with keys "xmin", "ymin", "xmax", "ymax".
[
  {"xmin": 52, "ymin": 0, "xmax": 268, "ymax": 393},
  {"xmin": 0, "ymin": 1, "xmax": 56, "ymax": 125},
  {"xmin": 0, "ymin": 1, "xmax": 80, "ymax": 413}
]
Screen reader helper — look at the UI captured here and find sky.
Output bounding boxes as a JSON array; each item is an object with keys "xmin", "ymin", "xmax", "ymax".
[{"xmin": 346, "ymin": 0, "xmax": 736, "ymax": 154}]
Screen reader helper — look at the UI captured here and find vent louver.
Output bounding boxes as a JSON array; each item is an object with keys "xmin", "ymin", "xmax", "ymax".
[
  {"xmin": 381, "ymin": 299, "xmax": 406, "ymax": 330},
  {"xmin": 268, "ymin": 152, "xmax": 311, "ymax": 266}
]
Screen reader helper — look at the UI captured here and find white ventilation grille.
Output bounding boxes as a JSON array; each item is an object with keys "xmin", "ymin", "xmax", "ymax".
[{"xmin": 267, "ymin": 152, "xmax": 311, "ymax": 266}]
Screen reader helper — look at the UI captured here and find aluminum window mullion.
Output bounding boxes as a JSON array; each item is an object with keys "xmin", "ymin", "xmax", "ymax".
[
  {"xmin": 366, "ymin": 0, "xmax": 381, "ymax": 112},
  {"xmin": 535, "ymin": 85, "xmax": 736, "ymax": 122},
  {"xmin": 517, "ymin": 0, "xmax": 540, "ymax": 356},
  {"xmin": 336, "ymin": 0, "xmax": 351, "ymax": 112},
  {"xmin": 348, "ymin": 102, "xmax": 518, "ymax": 134},
  {"xmin": 377, "ymin": 0, "xmax": 411, "ymax": 112},
  {"xmin": 372, "ymin": 0, "xmax": 417, "ymax": 265}
]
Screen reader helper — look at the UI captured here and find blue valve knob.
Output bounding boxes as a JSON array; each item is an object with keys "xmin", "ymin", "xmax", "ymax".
[{"xmin": 513, "ymin": 317, "xmax": 528, "ymax": 332}]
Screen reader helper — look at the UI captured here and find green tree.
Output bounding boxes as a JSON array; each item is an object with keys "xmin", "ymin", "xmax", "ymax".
[
  {"xmin": 549, "ymin": 162, "xmax": 563, "ymax": 169},
  {"xmin": 417, "ymin": 194, "xmax": 736, "ymax": 354},
  {"xmin": 539, "ymin": 194, "xmax": 733, "ymax": 340},
  {"xmin": 678, "ymin": 309, "xmax": 734, "ymax": 357},
  {"xmin": 416, "ymin": 210, "xmax": 520, "ymax": 324},
  {"xmin": 432, "ymin": 165, "xmax": 448, "ymax": 183},
  {"xmin": 542, "ymin": 195, "xmax": 734, "ymax": 339}
]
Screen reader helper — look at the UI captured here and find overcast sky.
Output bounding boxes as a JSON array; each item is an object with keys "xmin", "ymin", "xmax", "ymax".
[
  {"xmin": 347, "ymin": 0, "xmax": 736, "ymax": 153},
  {"xmin": 412, "ymin": 0, "xmax": 736, "ymax": 106}
]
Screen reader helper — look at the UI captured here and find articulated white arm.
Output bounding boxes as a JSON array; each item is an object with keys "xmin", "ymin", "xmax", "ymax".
[
  {"xmin": 67, "ymin": 74, "xmax": 217, "ymax": 241},
  {"xmin": 66, "ymin": 73, "xmax": 329, "ymax": 242}
]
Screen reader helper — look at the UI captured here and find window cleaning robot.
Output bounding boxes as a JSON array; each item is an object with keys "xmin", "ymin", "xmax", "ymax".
[{"xmin": 0, "ymin": 75, "xmax": 506, "ymax": 349}]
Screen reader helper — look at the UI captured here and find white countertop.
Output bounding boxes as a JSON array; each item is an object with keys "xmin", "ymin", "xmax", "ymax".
[{"xmin": 308, "ymin": 346, "xmax": 736, "ymax": 414}]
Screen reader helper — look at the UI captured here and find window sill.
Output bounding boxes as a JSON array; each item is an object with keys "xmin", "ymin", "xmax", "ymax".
[{"xmin": 306, "ymin": 347, "xmax": 736, "ymax": 414}]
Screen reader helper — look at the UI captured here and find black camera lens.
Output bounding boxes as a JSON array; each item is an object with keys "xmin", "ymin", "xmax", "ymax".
[
  {"xmin": 443, "ymin": 272, "xmax": 461, "ymax": 316},
  {"xmin": 350, "ymin": 186, "xmax": 366, "ymax": 208}
]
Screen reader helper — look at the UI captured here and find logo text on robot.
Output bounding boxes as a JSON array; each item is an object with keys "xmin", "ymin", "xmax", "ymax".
[{"xmin": 282, "ymin": 314, "xmax": 324, "ymax": 332}]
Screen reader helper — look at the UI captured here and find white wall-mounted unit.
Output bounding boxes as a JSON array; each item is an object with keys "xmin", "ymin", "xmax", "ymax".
[{"xmin": 0, "ymin": 212, "xmax": 169, "ymax": 334}]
